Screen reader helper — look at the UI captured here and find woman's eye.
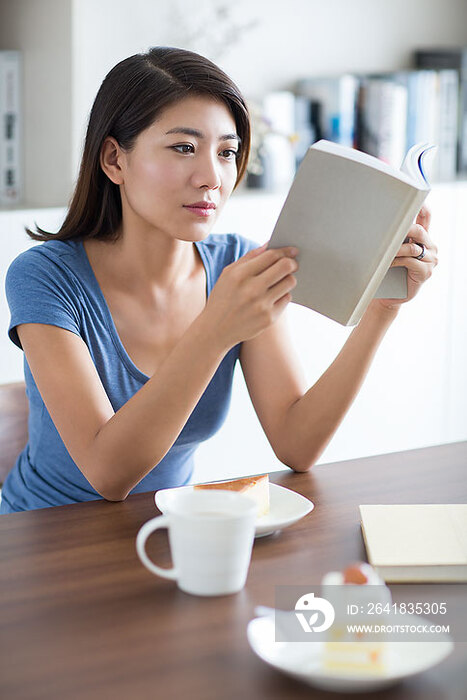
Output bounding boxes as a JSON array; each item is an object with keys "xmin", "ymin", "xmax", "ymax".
[
  {"xmin": 220, "ymin": 149, "xmax": 238, "ymax": 159},
  {"xmin": 172, "ymin": 144, "xmax": 194, "ymax": 154}
]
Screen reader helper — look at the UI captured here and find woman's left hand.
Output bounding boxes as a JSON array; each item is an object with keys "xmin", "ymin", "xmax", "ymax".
[{"xmin": 375, "ymin": 205, "xmax": 438, "ymax": 310}]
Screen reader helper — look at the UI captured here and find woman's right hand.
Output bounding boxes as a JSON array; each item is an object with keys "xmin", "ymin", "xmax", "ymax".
[{"xmin": 202, "ymin": 244, "xmax": 299, "ymax": 350}]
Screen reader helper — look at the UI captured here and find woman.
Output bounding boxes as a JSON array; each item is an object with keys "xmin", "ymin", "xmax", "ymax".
[{"xmin": 1, "ymin": 47, "xmax": 437, "ymax": 513}]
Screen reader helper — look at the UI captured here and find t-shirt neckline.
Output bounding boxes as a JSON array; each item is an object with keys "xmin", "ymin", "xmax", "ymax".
[{"xmin": 78, "ymin": 239, "xmax": 212, "ymax": 383}]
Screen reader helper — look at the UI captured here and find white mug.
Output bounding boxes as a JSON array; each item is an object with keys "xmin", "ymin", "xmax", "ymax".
[{"xmin": 136, "ymin": 490, "xmax": 257, "ymax": 596}]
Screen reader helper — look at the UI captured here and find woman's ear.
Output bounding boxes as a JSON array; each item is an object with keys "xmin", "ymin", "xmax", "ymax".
[{"xmin": 100, "ymin": 137, "xmax": 125, "ymax": 185}]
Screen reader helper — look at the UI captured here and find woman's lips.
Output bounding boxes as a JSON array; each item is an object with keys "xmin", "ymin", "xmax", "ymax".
[{"xmin": 183, "ymin": 204, "xmax": 216, "ymax": 217}]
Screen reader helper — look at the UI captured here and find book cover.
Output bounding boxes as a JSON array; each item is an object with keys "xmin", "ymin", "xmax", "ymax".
[
  {"xmin": 359, "ymin": 504, "xmax": 467, "ymax": 582},
  {"xmin": 268, "ymin": 140, "xmax": 430, "ymax": 326}
]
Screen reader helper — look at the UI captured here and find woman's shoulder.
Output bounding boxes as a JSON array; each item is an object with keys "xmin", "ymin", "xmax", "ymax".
[
  {"xmin": 7, "ymin": 239, "xmax": 84, "ymax": 278},
  {"xmin": 5, "ymin": 239, "xmax": 89, "ymax": 307},
  {"xmin": 5, "ymin": 239, "xmax": 86, "ymax": 349}
]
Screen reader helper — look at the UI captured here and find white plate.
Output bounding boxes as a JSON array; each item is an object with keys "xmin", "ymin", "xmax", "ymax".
[
  {"xmin": 247, "ymin": 614, "xmax": 453, "ymax": 693},
  {"xmin": 154, "ymin": 482, "xmax": 314, "ymax": 537}
]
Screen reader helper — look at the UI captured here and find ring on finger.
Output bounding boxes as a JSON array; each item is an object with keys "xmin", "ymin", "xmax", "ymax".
[{"xmin": 415, "ymin": 242, "xmax": 426, "ymax": 260}]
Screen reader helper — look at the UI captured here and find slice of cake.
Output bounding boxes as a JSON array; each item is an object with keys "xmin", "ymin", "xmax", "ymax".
[
  {"xmin": 194, "ymin": 474, "xmax": 269, "ymax": 517},
  {"xmin": 321, "ymin": 562, "xmax": 392, "ymax": 675}
]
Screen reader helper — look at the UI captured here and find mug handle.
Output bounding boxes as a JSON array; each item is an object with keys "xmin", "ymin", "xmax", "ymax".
[{"xmin": 136, "ymin": 515, "xmax": 178, "ymax": 580}]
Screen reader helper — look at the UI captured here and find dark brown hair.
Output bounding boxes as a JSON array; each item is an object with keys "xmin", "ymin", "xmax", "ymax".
[{"xmin": 27, "ymin": 46, "xmax": 251, "ymax": 241}]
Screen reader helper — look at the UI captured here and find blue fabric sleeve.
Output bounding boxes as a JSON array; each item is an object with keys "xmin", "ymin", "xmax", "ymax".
[
  {"xmin": 237, "ymin": 234, "xmax": 260, "ymax": 258},
  {"xmin": 5, "ymin": 247, "xmax": 82, "ymax": 350}
]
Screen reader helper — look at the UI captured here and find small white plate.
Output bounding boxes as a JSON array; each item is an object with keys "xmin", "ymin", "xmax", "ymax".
[
  {"xmin": 247, "ymin": 614, "xmax": 453, "ymax": 693},
  {"xmin": 154, "ymin": 482, "xmax": 314, "ymax": 537}
]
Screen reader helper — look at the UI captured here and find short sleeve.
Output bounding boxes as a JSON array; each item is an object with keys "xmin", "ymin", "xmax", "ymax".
[
  {"xmin": 234, "ymin": 234, "xmax": 260, "ymax": 260},
  {"xmin": 197, "ymin": 233, "xmax": 262, "ymax": 292},
  {"xmin": 5, "ymin": 247, "xmax": 82, "ymax": 350}
]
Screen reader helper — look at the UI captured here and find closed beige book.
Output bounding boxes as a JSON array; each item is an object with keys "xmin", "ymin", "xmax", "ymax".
[
  {"xmin": 268, "ymin": 140, "xmax": 433, "ymax": 326},
  {"xmin": 359, "ymin": 504, "xmax": 467, "ymax": 582}
]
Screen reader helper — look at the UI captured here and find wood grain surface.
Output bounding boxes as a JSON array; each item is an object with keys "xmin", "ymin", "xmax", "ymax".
[{"xmin": 1, "ymin": 442, "xmax": 466, "ymax": 700}]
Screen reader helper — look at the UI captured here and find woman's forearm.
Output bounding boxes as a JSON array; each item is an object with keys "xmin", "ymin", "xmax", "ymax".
[
  {"xmin": 89, "ymin": 313, "xmax": 229, "ymax": 500},
  {"xmin": 278, "ymin": 301, "xmax": 399, "ymax": 470}
]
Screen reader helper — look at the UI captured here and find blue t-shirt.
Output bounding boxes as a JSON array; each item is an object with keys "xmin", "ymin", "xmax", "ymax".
[{"xmin": 0, "ymin": 233, "xmax": 257, "ymax": 513}]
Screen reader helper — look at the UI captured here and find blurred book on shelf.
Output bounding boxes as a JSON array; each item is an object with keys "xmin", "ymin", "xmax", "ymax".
[
  {"xmin": 0, "ymin": 50, "xmax": 22, "ymax": 206},
  {"xmin": 414, "ymin": 48, "xmax": 467, "ymax": 174},
  {"xmin": 295, "ymin": 74, "xmax": 359, "ymax": 149},
  {"xmin": 355, "ymin": 74, "xmax": 408, "ymax": 168}
]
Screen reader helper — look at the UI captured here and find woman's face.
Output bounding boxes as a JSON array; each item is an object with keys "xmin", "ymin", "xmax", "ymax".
[{"xmin": 112, "ymin": 95, "xmax": 240, "ymax": 242}]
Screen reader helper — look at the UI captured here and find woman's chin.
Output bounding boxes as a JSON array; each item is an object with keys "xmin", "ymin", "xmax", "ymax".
[{"xmin": 177, "ymin": 223, "xmax": 217, "ymax": 242}]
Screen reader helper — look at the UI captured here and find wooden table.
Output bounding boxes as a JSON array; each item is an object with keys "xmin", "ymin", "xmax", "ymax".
[{"xmin": 1, "ymin": 442, "xmax": 466, "ymax": 700}]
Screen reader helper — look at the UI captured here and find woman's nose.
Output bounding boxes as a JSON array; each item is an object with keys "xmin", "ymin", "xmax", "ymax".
[{"xmin": 191, "ymin": 152, "xmax": 221, "ymax": 190}]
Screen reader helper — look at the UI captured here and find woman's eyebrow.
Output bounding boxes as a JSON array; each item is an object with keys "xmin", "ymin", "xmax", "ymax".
[{"xmin": 165, "ymin": 126, "xmax": 241, "ymax": 144}]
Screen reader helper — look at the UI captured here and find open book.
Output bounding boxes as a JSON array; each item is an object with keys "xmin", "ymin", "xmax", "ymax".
[
  {"xmin": 268, "ymin": 140, "xmax": 435, "ymax": 325},
  {"xmin": 360, "ymin": 504, "xmax": 467, "ymax": 582}
]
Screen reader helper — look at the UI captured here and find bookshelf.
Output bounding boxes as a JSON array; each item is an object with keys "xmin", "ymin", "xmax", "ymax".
[{"xmin": 0, "ymin": 0, "xmax": 466, "ymax": 208}]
